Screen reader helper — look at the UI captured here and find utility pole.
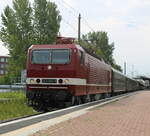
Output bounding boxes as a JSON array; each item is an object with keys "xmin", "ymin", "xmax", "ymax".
[
  {"xmin": 132, "ymin": 64, "xmax": 134, "ymax": 78},
  {"xmin": 78, "ymin": 13, "xmax": 81, "ymax": 43},
  {"xmin": 124, "ymin": 62, "xmax": 126, "ymax": 75}
]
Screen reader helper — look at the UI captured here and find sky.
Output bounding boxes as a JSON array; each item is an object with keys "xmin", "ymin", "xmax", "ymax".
[{"xmin": 0, "ymin": 0, "xmax": 150, "ymax": 77}]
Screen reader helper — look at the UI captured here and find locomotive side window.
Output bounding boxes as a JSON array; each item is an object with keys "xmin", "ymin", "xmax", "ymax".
[
  {"xmin": 52, "ymin": 49, "xmax": 70, "ymax": 64},
  {"xmin": 32, "ymin": 50, "xmax": 51, "ymax": 64},
  {"xmin": 79, "ymin": 51, "xmax": 84, "ymax": 64}
]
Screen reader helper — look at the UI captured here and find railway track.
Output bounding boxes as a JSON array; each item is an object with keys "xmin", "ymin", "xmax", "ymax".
[{"xmin": 0, "ymin": 91, "xmax": 139, "ymax": 135}]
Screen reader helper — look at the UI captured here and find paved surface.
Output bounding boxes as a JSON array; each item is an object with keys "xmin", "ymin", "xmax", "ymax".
[
  {"xmin": 30, "ymin": 91, "xmax": 150, "ymax": 136},
  {"xmin": 1, "ymin": 93, "xmax": 131, "ymax": 135}
]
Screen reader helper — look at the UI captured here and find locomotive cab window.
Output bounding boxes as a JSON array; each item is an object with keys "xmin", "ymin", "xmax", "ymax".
[
  {"xmin": 32, "ymin": 49, "xmax": 70, "ymax": 64},
  {"xmin": 32, "ymin": 50, "xmax": 51, "ymax": 64},
  {"xmin": 52, "ymin": 49, "xmax": 70, "ymax": 64},
  {"xmin": 79, "ymin": 50, "xmax": 84, "ymax": 64}
]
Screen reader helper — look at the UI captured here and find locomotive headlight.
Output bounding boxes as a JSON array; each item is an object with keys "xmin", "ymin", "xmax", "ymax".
[
  {"xmin": 58, "ymin": 79, "xmax": 63, "ymax": 84},
  {"xmin": 36, "ymin": 79, "xmax": 41, "ymax": 83},
  {"xmin": 30, "ymin": 79, "xmax": 35, "ymax": 84},
  {"xmin": 64, "ymin": 79, "xmax": 70, "ymax": 84}
]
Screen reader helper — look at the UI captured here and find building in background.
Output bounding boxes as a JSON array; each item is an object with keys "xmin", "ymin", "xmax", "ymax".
[{"xmin": 0, "ymin": 56, "xmax": 9, "ymax": 76}]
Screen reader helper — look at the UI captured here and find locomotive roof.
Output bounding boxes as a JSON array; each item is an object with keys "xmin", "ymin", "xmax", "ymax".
[{"xmin": 29, "ymin": 43, "xmax": 84, "ymax": 51}]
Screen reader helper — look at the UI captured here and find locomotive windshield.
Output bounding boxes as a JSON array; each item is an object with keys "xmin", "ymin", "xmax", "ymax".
[
  {"xmin": 32, "ymin": 50, "xmax": 50, "ymax": 64},
  {"xmin": 32, "ymin": 49, "xmax": 70, "ymax": 64},
  {"xmin": 52, "ymin": 49, "xmax": 70, "ymax": 64}
]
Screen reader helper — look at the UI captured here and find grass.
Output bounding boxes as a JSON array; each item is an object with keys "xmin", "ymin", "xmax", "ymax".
[
  {"xmin": 0, "ymin": 91, "xmax": 25, "ymax": 99},
  {"xmin": 0, "ymin": 91, "xmax": 38, "ymax": 121}
]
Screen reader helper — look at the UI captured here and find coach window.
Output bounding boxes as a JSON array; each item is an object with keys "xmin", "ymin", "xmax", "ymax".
[{"xmin": 79, "ymin": 51, "xmax": 84, "ymax": 64}]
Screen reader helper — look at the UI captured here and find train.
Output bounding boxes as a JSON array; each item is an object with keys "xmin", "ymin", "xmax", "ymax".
[{"xmin": 26, "ymin": 37, "xmax": 143, "ymax": 111}]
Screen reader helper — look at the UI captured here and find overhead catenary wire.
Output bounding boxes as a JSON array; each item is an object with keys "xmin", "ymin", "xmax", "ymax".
[
  {"xmin": 82, "ymin": 18, "xmax": 95, "ymax": 32},
  {"xmin": 52, "ymin": 0, "xmax": 95, "ymax": 35},
  {"xmin": 61, "ymin": 0, "xmax": 95, "ymax": 33},
  {"xmin": 51, "ymin": 0, "xmax": 78, "ymax": 18},
  {"xmin": 61, "ymin": 18, "xmax": 78, "ymax": 33},
  {"xmin": 61, "ymin": 0, "xmax": 79, "ymax": 14},
  {"xmin": 50, "ymin": 0, "xmax": 79, "ymax": 36}
]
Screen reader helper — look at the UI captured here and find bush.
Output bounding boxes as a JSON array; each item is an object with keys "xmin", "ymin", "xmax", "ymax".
[{"xmin": 0, "ymin": 75, "xmax": 11, "ymax": 85}]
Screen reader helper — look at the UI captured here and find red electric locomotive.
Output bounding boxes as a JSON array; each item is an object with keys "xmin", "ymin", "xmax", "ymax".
[{"xmin": 26, "ymin": 37, "xmax": 112, "ymax": 111}]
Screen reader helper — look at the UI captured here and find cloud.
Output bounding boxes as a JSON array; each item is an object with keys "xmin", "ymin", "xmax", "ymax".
[{"xmin": 85, "ymin": 14, "xmax": 150, "ymax": 75}]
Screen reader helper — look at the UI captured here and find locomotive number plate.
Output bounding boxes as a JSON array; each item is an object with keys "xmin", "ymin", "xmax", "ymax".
[{"xmin": 42, "ymin": 79, "xmax": 57, "ymax": 83}]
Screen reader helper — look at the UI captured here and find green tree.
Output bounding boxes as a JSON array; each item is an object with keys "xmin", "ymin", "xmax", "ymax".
[
  {"xmin": 33, "ymin": 0, "xmax": 61, "ymax": 44},
  {"xmin": 81, "ymin": 31, "xmax": 122, "ymax": 72},
  {"xmin": 0, "ymin": 0, "xmax": 61, "ymax": 83}
]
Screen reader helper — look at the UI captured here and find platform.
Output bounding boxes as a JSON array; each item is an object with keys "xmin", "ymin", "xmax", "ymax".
[{"xmin": 30, "ymin": 91, "xmax": 150, "ymax": 136}]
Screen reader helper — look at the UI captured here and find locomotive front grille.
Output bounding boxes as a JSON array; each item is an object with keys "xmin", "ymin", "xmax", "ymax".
[{"xmin": 42, "ymin": 79, "xmax": 57, "ymax": 83}]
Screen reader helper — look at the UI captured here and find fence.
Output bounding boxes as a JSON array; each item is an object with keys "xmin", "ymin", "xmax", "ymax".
[{"xmin": 0, "ymin": 76, "xmax": 26, "ymax": 90}]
